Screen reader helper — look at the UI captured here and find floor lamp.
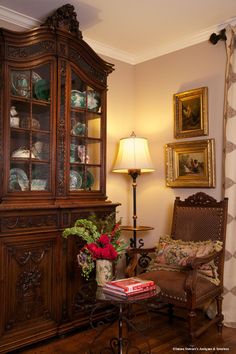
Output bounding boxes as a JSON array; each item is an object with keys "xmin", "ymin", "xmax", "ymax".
[{"xmin": 113, "ymin": 132, "xmax": 154, "ymax": 248}]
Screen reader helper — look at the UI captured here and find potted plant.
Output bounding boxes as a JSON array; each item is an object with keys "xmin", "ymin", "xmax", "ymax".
[{"xmin": 62, "ymin": 213, "xmax": 127, "ymax": 285}]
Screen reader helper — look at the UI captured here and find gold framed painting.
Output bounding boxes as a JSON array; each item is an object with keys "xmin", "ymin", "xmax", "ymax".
[
  {"xmin": 174, "ymin": 87, "xmax": 208, "ymax": 138},
  {"xmin": 165, "ymin": 139, "xmax": 215, "ymax": 188}
]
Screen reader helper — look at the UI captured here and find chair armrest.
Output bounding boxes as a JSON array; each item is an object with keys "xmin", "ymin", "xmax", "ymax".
[
  {"xmin": 126, "ymin": 247, "xmax": 156, "ymax": 257},
  {"xmin": 186, "ymin": 250, "xmax": 222, "ymax": 269},
  {"xmin": 184, "ymin": 250, "xmax": 222, "ymax": 295}
]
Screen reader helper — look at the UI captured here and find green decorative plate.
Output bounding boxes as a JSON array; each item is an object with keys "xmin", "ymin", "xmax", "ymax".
[
  {"xmin": 80, "ymin": 170, "xmax": 94, "ymax": 189},
  {"xmin": 34, "ymin": 79, "xmax": 50, "ymax": 101},
  {"xmin": 71, "ymin": 90, "xmax": 86, "ymax": 108}
]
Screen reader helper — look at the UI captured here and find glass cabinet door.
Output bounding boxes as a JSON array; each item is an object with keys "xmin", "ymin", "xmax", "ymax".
[
  {"xmin": 8, "ymin": 63, "xmax": 52, "ymax": 193},
  {"xmin": 69, "ymin": 69, "xmax": 103, "ymax": 192}
]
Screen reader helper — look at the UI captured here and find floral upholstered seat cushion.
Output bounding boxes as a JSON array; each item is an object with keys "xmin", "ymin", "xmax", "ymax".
[{"xmin": 147, "ymin": 235, "xmax": 223, "ymax": 285}]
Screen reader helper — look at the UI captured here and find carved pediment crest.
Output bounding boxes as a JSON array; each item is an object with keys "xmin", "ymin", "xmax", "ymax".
[{"xmin": 43, "ymin": 4, "xmax": 82, "ymax": 39}]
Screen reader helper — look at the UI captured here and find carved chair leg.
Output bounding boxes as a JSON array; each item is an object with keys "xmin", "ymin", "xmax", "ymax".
[
  {"xmin": 168, "ymin": 303, "xmax": 174, "ymax": 323},
  {"xmin": 216, "ymin": 295, "xmax": 224, "ymax": 334},
  {"xmin": 187, "ymin": 310, "xmax": 197, "ymax": 346}
]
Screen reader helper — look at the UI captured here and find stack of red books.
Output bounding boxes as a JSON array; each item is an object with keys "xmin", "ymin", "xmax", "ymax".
[{"xmin": 103, "ymin": 277, "xmax": 156, "ymax": 299}]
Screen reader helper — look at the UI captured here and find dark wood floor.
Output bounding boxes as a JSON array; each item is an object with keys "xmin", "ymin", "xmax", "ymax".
[{"xmin": 13, "ymin": 309, "xmax": 236, "ymax": 354}]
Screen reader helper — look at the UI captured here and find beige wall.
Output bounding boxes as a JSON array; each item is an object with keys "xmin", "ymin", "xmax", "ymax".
[{"xmin": 105, "ymin": 39, "xmax": 227, "ymax": 247}]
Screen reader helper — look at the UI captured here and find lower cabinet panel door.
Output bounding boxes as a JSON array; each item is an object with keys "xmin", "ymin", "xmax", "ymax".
[{"xmin": 0, "ymin": 233, "xmax": 59, "ymax": 352}]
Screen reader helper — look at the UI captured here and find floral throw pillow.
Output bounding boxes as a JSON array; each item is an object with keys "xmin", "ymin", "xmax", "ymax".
[{"xmin": 148, "ymin": 235, "xmax": 223, "ymax": 285}]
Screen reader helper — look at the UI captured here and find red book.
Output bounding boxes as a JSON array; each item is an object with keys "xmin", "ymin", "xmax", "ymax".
[
  {"xmin": 103, "ymin": 288, "xmax": 157, "ymax": 301},
  {"xmin": 104, "ymin": 277, "xmax": 155, "ymax": 294},
  {"xmin": 103, "ymin": 284, "xmax": 156, "ymax": 297}
]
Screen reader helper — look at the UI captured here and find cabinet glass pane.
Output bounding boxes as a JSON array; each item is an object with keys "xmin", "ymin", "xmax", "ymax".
[
  {"xmin": 87, "ymin": 141, "xmax": 100, "ymax": 165},
  {"xmin": 70, "ymin": 137, "xmax": 88, "ymax": 163},
  {"xmin": 87, "ymin": 88, "xmax": 101, "ymax": 113},
  {"xmin": 10, "ymin": 131, "xmax": 31, "ymax": 158},
  {"xmin": 9, "ymin": 63, "xmax": 52, "ymax": 193},
  {"xmin": 87, "ymin": 167, "xmax": 100, "ymax": 191},
  {"xmin": 71, "ymin": 112, "xmax": 86, "ymax": 137},
  {"xmin": 9, "ymin": 162, "xmax": 29, "ymax": 192},
  {"xmin": 69, "ymin": 70, "xmax": 103, "ymax": 193},
  {"xmin": 32, "ymin": 104, "xmax": 50, "ymax": 131},
  {"xmin": 87, "ymin": 113, "xmax": 101, "ymax": 139},
  {"xmin": 31, "ymin": 163, "xmax": 50, "ymax": 191},
  {"xmin": 69, "ymin": 167, "xmax": 98, "ymax": 191},
  {"xmin": 10, "ymin": 67, "xmax": 50, "ymax": 101}
]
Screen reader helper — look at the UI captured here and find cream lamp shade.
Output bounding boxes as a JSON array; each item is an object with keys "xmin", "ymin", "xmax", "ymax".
[{"xmin": 113, "ymin": 132, "xmax": 154, "ymax": 173}]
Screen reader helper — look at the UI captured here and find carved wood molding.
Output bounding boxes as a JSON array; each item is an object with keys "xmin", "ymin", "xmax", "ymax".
[
  {"xmin": 179, "ymin": 192, "xmax": 217, "ymax": 206},
  {"xmin": 7, "ymin": 41, "xmax": 56, "ymax": 60},
  {"xmin": 43, "ymin": 4, "xmax": 82, "ymax": 39},
  {"xmin": 2, "ymin": 214, "xmax": 58, "ymax": 231}
]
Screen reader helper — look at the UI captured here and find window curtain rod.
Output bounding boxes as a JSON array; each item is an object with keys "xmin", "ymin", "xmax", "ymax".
[{"xmin": 209, "ymin": 28, "xmax": 227, "ymax": 44}]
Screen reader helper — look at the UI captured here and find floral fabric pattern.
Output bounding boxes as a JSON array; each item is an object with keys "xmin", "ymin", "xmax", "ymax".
[{"xmin": 148, "ymin": 235, "xmax": 222, "ymax": 285}]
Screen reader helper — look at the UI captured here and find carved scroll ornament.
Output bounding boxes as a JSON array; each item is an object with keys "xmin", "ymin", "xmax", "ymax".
[{"xmin": 43, "ymin": 4, "xmax": 82, "ymax": 39}]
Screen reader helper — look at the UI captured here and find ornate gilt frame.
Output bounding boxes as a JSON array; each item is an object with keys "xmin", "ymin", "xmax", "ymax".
[
  {"xmin": 165, "ymin": 139, "xmax": 215, "ymax": 188},
  {"xmin": 174, "ymin": 87, "xmax": 208, "ymax": 138}
]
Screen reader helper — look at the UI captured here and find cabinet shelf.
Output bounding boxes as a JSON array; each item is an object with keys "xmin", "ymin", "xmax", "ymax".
[{"xmin": 11, "ymin": 96, "xmax": 51, "ymax": 106}]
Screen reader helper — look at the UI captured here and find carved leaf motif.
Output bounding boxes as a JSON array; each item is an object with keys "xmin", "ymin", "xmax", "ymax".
[
  {"xmin": 2, "ymin": 215, "xmax": 57, "ymax": 231},
  {"xmin": 17, "ymin": 269, "xmax": 41, "ymax": 298},
  {"xmin": 69, "ymin": 48, "xmax": 106, "ymax": 83},
  {"xmin": 43, "ymin": 4, "xmax": 82, "ymax": 39},
  {"xmin": 183, "ymin": 192, "xmax": 216, "ymax": 206}
]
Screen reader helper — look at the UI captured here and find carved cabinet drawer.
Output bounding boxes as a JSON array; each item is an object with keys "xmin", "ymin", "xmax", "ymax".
[{"xmin": 0, "ymin": 210, "xmax": 59, "ymax": 235}]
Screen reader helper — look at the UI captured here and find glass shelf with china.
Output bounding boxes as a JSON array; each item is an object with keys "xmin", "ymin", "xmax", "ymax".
[
  {"xmin": 8, "ymin": 63, "xmax": 52, "ymax": 194},
  {"xmin": 10, "ymin": 63, "xmax": 51, "ymax": 102},
  {"xmin": 69, "ymin": 71, "xmax": 102, "ymax": 193}
]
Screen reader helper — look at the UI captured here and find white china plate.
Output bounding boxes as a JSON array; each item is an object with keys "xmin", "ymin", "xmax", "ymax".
[
  {"xmin": 12, "ymin": 148, "xmax": 37, "ymax": 159},
  {"xmin": 10, "ymin": 168, "xmax": 29, "ymax": 191},
  {"xmin": 87, "ymin": 90, "xmax": 100, "ymax": 111},
  {"xmin": 71, "ymin": 90, "xmax": 100, "ymax": 111},
  {"xmin": 70, "ymin": 170, "xmax": 82, "ymax": 190},
  {"xmin": 71, "ymin": 90, "xmax": 86, "ymax": 108}
]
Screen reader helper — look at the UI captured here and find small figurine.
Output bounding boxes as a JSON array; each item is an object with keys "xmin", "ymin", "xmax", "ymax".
[
  {"xmin": 78, "ymin": 145, "xmax": 89, "ymax": 163},
  {"xmin": 10, "ymin": 106, "xmax": 20, "ymax": 127}
]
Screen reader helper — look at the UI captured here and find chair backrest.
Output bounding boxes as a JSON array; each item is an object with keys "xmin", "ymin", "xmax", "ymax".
[{"xmin": 171, "ymin": 192, "xmax": 228, "ymax": 282}]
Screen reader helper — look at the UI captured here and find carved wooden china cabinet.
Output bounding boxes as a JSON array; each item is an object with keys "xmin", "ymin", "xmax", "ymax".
[{"xmin": 0, "ymin": 5, "xmax": 117, "ymax": 353}]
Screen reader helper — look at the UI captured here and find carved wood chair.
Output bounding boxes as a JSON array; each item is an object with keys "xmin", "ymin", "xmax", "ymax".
[{"xmin": 125, "ymin": 192, "xmax": 228, "ymax": 345}]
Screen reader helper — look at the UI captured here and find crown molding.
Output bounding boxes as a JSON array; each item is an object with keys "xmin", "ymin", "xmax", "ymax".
[
  {"xmin": 0, "ymin": 6, "xmax": 41, "ymax": 28},
  {"xmin": 131, "ymin": 16, "xmax": 236, "ymax": 64},
  {"xmin": 0, "ymin": 6, "xmax": 236, "ymax": 65},
  {"xmin": 83, "ymin": 37, "xmax": 137, "ymax": 65}
]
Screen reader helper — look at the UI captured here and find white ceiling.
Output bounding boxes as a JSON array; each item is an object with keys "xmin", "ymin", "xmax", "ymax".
[{"xmin": 0, "ymin": 0, "xmax": 236, "ymax": 64}]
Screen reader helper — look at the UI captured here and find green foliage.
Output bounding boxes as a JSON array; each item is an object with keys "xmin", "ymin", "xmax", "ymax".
[
  {"xmin": 62, "ymin": 212, "xmax": 120, "ymax": 242},
  {"xmin": 62, "ymin": 212, "xmax": 127, "ymax": 280},
  {"xmin": 62, "ymin": 219, "xmax": 100, "ymax": 243}
]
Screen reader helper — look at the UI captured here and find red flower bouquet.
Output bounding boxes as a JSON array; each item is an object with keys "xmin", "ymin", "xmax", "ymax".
[{"xmin": 62, "ymin": 213, "xmax": 127, "ymax": 279}]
